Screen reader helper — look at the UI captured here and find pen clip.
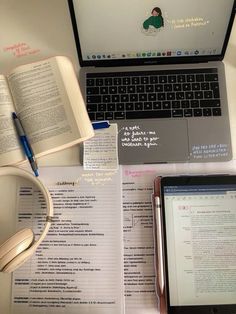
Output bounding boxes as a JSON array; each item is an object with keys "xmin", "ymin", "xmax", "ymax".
[{"xmin": 155, "ymin": 196, "xmax": 165, "ymax": 295}]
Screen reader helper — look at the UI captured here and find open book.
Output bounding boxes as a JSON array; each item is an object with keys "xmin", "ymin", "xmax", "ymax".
[{"xmin": 0, "ymin": 56, "xmax": 94, "ymax": 166}]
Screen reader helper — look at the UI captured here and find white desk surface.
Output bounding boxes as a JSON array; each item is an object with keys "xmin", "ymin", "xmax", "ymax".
[{"xmin": 0, "ymin": 1, "xmax": 236, "ymax": 313}]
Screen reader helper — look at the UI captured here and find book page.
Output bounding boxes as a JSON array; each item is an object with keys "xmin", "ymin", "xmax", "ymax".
[
  {"xmin": 7, "ymin": 57, "xmax": 93, "ymax": 158},
  {"xmin": 0, "ymin": 75, "xmax": 24, "ymax": 166},
  {"xmin": 122, "ymin": 166, "xmax": 158, "ymax": 314},
  {"xmin": 11, "ymin": 166, "xmax": 124, "ymax": 314}
]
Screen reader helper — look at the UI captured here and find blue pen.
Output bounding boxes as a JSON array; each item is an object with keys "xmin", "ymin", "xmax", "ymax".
[{"xmin": 12, "ymin": 112, "xmax": 39, "ymax": 177}]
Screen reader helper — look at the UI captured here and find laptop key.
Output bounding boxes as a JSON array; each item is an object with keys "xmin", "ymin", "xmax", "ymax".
[
  {"xmin": 109, "ymin": 86, "xmax": 117, "ymax": 94},
  {"xmin": 148, "ymin": 93, "xmax": 157, "ymax": 101},
  {"xmin": 211, "ymin": 82, "xmax": 220, "ymax": 98},
  {"xmin": 155, "ymin": 84, "xmax": 163, "ymax": 92},
  {"xmin": 107, "ymin": 103, "xmax": 116, "ymax": 111},
  {"xmin": 203, "ymin": 108, "xmax": 212, "ymax": 116},
  {"xmin": 132, "ymin": 77, "xmax": 140, "ymax": 84},
  {"xmin": 195, "ymin": 91, "xmax": 204, "ymax": 99},
  {"xmin": 177, "ymin": 75, "xmax": 186, "ymax": 83},
  {"xmin": 125, "ymin": 103, "xmax": 134, "ymax": 111},
  {"xmin": 204, "ymin": 90, "xmax": 213, "ymax": 99},
  {"xmin": 157, "ymin": 93, "xmax": 166, "ymax": 101},
  {"xmin": 168, "ymin": 76, "xmax": 176, "ymax": 83},
  {"xmin": 137, "ymin": 85, "xmax": 145, "ymax": 93},
  {"xmin": 105, "ymin": 112, "xmax": 114, "ymax": 120},
  {"xmin": 141, "ymin": 76, "xmax": 149, "ymax": 84},
  {"xmin": 96, "ymin": 112, "xmax": 105, "ymax": 120},
  {"xmin": 150, "ymin": 76, "xmax": 158, "ymax": 84},
  {"xmin": 184, "ymin": 109, "xmax": 193, "ymax": 117},
  {"xmin": 104, "ymin": 78, "xmax": 113, "ymax": 86},
  {"xmin": 86, "ymin": 79, "xmax": 95, "ymax": 86},
  {"xmin": 118, "ymin": 86, "xmax": 127, "ymax": 93},
  {"xmin": 200, "ymin": 99, "xmax": 221, "ymax": 107},
  {"xmin": 191, "ymin": 100, "xmax": 199, "ymax": 108},
  {"xmin": 192, "ymin": 83, "xmax": 200, "ymax": 90},
  {"xmin": 176, "ymin": 92, "xmax": 185, "ymax": 100},
  {"xmin": 135, "ymin": 102, "xmax": 143, "ymax": 110},
  {"xmin": 172, "ymin": 101, "xmax": 181, "ymax": 108},
  {"xmin": 112, "ymin": 95, "xmax": 120, "ymax": 102},
  {"xmin": 183, "ymin": 83, "xmax": 191, "ymax": 91},
  {"xmin": 126, "ymin": 110, "xmax": 171, "ymax": 119},
  {"xmin": 173, "ymin": 84, "xmax": 182, "ymax": 91},
  {"xmin": 117, "ymin": 103, "xmax": 125, "ymax": 111},
  {"xmin": 185, "ymin": 92, "xmax": 194, "ymax": 99},
  {"xmin": 159, "ymin": 76, "xmax": 167, "ymax": 83},
  {"xmin": 95, "ymin": 78, "xmax": 104, "ymax": 86},
  {"xmin": 146, "ymin": 85, "xmax": 154, "ymax": 92},
  {"xmin": 114, "ymin": 112, "xmax": 125, "ymax": 119},
  {"xmin": 127, "ymin": 85, "xmax": 136, "ymax": 93},
  {"xmin": 130, "ymin": 94, "xmax": 138, "ymax": 102},
  {"xmin": 100, "ymin": 86, "xmax": 109, "ymax": 94},
  {"xmin": 193, "ymin": 109, "xmax": 202, "ymax": 116},
  {"xmin": 114, "ymin": 77, "xmax": 122, "ymax": 85},
  {"xmin": 213, "ymin": 108, "xmax": 222, "ymax": 116},
  {"xmin": 98, "ymin": 104, "xmax": 106, "ymax": 111},
  {"xmin": 186, "ymin": 75, "xmax": 195, "ymax": 82},
  {"xmin": 123, "ymin": 77, "xmax": 131, "ymax": 85},
  {"xmin": 87, "ymin": 104, "xmax": 97, "ymax": 112},
  {"xmin": 196, "ymin": 74, "xmax": 204, "ymax": 82},
  {"xmin": 181, "ymin": 100, "xmax": 190, "ymax": 108},
  {"xmin": 205, "ymin": 74, "xmax": 218, "ymax": 81},
  {"xmin": 172, "ymin": 110, "xmax": 183, "ymax": 117},
  {"xmin": 201, "ymin": 82, "xmax": 210, "ymax": 90},
  {"xmin": 87, "ymin": 95, "xmax": 102, "ymax": 103},
  {"xmin": 139, "ymin": 94, "xmax": 147, "ymax": 101},
  {"xmin": 163, "ymin": 101, "xmax": 171, "ymax": 109},
  {"xmin": 167, "ymin": 92, "xmax": 175, "ymax": 100},
  {"xmin": 144, "ymin": 102, "xmax": 152, "ymax": 110},
  {"xmin": 121, "ymin": 94, "xmax": 129, "ymax": 102},
  {"xmin": 87, "ymin": 87, "xmax": 99, "ymax": 95},
  {"xmin": 153, "ymin": 101, "xmax": 162, "ymax": 110}
]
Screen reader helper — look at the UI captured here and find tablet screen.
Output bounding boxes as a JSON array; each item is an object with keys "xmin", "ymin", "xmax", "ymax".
[{"xmin": 160, "ymin": 176, "xmax": 236, "ymax": 313}]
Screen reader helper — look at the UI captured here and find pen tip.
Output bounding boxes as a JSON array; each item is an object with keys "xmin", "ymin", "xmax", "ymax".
[
  {"xmin": 12, "ymin": 112, "xmax": 17, "ymax": 119},
  {"xmin": 34, "ymin": 170, "xmax": 39, "ymax": 177}
]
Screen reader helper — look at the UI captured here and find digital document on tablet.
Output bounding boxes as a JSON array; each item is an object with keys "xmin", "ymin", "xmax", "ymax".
[{"xmin": 160, "ymin": 175, "xmax": 236, "ymax": 314}]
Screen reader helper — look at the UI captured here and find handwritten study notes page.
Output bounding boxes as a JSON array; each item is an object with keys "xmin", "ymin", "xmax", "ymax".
[
  {"xmin": 11, "ymin": 167, "xmax": 124, "ymax": 314},
  {"xmin": 122, "ymin": 166, "xmax": 159, "ymax": 314}
]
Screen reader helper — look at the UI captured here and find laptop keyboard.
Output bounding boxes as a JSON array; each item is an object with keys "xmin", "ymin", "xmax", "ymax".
[{"xmin": 86, "ymin": 68, "xmax": 221, "ymax": 121}]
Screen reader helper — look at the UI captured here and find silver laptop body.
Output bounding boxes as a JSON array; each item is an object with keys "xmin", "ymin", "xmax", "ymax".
[{"xmin": 68, "ymin": 0, "xmax": 235, "ymax": 164}]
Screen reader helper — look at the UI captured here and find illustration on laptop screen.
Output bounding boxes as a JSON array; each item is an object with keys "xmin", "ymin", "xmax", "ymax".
[{"xmin": 72, "ymin": 0, "xmax": 233, "ymax": 61}]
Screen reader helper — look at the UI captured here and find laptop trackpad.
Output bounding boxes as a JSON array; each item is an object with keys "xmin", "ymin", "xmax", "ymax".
[{"xmin": 118, "ymin": 119, "xmax": 189, "ymax": 164}]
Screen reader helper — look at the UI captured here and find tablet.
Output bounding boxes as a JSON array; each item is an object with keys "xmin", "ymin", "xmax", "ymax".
[{"xmin": 159, "ymin": 175, "xmax": 236, "ymax": 314}]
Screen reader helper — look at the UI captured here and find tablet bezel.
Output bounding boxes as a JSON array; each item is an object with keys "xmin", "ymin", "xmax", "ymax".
[{"xmin": 160, "ymin": 175, "xmax": 236, "ymax": 314}]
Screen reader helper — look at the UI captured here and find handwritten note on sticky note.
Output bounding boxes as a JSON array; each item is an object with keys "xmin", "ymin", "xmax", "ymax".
[{"xmin": 83, "ymin": 123, "xmax": 118, "ymax": 170}]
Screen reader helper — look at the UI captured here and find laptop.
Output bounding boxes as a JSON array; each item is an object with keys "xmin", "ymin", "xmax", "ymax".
[{"xmin": 68, "ymin": 0, "xmax": 235, "ymax": 164}]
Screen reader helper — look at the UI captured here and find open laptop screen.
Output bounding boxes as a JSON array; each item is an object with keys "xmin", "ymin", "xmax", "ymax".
[{"xmin": 69, "ymin": 0, "xmax": 235, "ymax": 65}]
